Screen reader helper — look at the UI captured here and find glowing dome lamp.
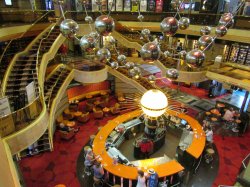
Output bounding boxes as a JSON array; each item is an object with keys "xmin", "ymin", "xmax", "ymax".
[{"xmin": 140, "ymin": 89, "xmax": 168, "ymax": 118}]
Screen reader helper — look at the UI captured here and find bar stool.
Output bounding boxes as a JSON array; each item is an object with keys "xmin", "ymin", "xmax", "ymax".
[
  {"xmin": 205, "ymin": 148, "xmax": 215, "ymax": 164},
  {"xmin": 54, "ymin": 184, "xmax": 66, "ymax": 187}
]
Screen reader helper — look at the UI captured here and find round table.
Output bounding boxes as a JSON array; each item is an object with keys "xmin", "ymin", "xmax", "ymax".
[
  {"xmin": 211, "ymin": 117, "xmax": 218, "ymax": 122},
  {"xmin": 66, "ymin": 121, "xmax": 76, "ymax": 127},
  {"xmin": 217, "ymin": 103, "xmax": 225, "ymax": 108},
  {"xmin": 210, "ymin": 109, "xmax": 221, "ymax": 116},
  {"xmin": 205, "ymin": 112, "xmax": 211, "ymax": 116},
  {"xmin": 103, "ymin": 107, "xmax": 110, "ymax": 116},
  {"xmin": 74, "ymin": 111, "xmax": 82, "ymax": 118},
  {"xmin": 86, "ymin": 95, "xmax": 93, "ymax": 99}
]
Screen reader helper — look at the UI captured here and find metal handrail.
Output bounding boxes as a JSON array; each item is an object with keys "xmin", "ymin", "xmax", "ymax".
[
  {"xmin": 46, "ymin": 65, "xmax": 67, "ymax": 109},
  {"xmin": 0, "ymin": 11, "xmax": 53, "ymax": 66},
  {"xmin": 242, "ymin": 153, "xmax": 250, "ymax": 169}
]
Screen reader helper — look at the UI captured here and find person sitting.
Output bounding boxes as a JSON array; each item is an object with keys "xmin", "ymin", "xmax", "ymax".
[
  {"xmin": 136, "ymin": 170, "xmax": 146, "ymax": 187},
  {"xmin": 59, "ymin": 123, "xmax": 79, "ymax": 133},
  {"xmin": 84, "ymin": 148, "xmax": 95, "ymax": 176},
  {"xmin": 205, "ymin": 126, "xmax": 213, "ymax": 147},
  {"xmin": 202, "ymin": 120, "xmax": 210, "ymax": 131},
  {"xmin": 139, "ymin": 137, "xmax": 153, "ymax": 159},
  {"xmin": 93, "ymin": 161, "xmax": 105, "ymax": 185},
  {"xmin": 223, "ymin": 107, "xmax": 235, "ymax": 122}
]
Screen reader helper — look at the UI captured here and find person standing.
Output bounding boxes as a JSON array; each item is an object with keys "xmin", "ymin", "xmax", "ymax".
[
  {"xmin": 139, "ymin": 137, "xmax": 153, "ymax": 159},
  {"xmin": 136, "ymin": 170, "xmax": 146, "ymax": 187},
  {"xmin": 93, "ymin": 161, "xmax": 104, "ymax": 183},
  {"xmin": 147, "ymin": 169, "xmax": 158, "ymax": 187},
  {"xmin": 205, "ymin": 126, "xmax": 213, "ymax": 147}
]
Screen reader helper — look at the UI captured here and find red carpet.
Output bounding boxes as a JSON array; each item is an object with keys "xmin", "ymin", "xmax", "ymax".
[
  {"xmin": 19, "ymin": 103, "xmax": 117, "ymax": 187},
  {"xmin": 212, "ymin": 130, "xmax": 250, "ymax": 186}
]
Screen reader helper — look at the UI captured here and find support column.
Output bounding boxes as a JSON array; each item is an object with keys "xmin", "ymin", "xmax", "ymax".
[
  {"xmin": 0, "ymin": 139, "xmax": 20, "ymax": 187},
  {"xmin": 240, "ymin": 91, "xmax": 249, "ymax": 113}
]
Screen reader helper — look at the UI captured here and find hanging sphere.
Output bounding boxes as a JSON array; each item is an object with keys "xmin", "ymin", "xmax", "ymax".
[
  {"xmin": 137, "ymin": 15, "xmax": 144, "ymax": 21},
  {"xmin": 110, "ymin": 61, "xmax": 119, "ymax": 69},
  {"xmin": 79, "ymin": 35, "xmax": 96, "ymax": 51},
  {"xmin": 60, "ymin": 19, "xmax": 79, "ymax": 39},
  {"xmin": 170, "ymin": 0, "xmax": 181, "ymax": 10},
  {"xmin": 117, "ymin": 54, "xmax": 126, "ymax": 64},
  {"xmin": 179, "ymin": 50, "xmax": 187, "ymax": 60},
  {"xmin": 125, "ymin": 62, "xmax": 135, "ymax": 69},
  {"xmin": 166, "ymin": 68, "xmax": 179, "ymax": 80},
  {"xmin": 141, "ymin": 29, "xmax": 151, "ymax": 39},
  {"xmin": 95, "ymin": 15, "xmax": 115, "ymax": 36},
  {"xmin": 178, "ymin": 17, "xmax": 190, "ymax": 30},
  {"xmin": 89, "ymin": 31, "xmax": 99, "ymax": 39},
  {"xmin": 85, "ymin": 16, "xmax": 93, "ymax": 23},
  {"xmin": 200, "ymin": 26, "xmax": 211, "ymax": 36},
  {"xmin": 148, "ymin": 75, "xmax": 156, "ymax": 84},
  {"xmin": 95, "ymin": 0, "xmax": 102, "ymax": 5},
  {"xmin": 215, "ymin": 25, "xmax": 228, "ymax": 37},
  {"xmin": 163, "ymin": 50, "xmax": 172, "ymax": 58},
  {"xmin": 219, "ymin": 14, "xmax": 234, "ymax": 28},
  {"xmin": 128, "ymin": 67, "xmax": 141, "ymax": 79},
  {"xmin": 96, "ymin": 48, "xmax": 111, "ymax": 63},
  {"xmin": 197, "ymin": 35, "xmax": 214, "ymax": 51},
  {"xmin": 160, "ymin": 17, "xmax": 179, "ymax": 36},
  {"xmin": 186, "ymin": 49, "xmax": 205, "ymax": 68},
  {"xmin": 140, "ymin": 42, "xmax": 161, "ymax": 63}
]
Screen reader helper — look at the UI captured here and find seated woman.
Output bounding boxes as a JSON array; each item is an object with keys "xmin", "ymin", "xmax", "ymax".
[{"xmin": 223, "ymin": 107, "xmax": 235, "ymax": 122}]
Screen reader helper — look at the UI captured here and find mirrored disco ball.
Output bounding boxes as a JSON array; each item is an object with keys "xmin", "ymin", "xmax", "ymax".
[
  {"xmin": 60, "ymin": 19, "xmax": 79, "ymax": 39},
  {"xmin": 170, "ymin": 0, "xmax": 181, "ymax": 10},
  {"xmin": 215, "ymin": 25, "xmax": 228, "ymax": 37},
  {"xmin": 95, "ymin": 15, "xmax": 115, "ymax": 36},
  {"xmin": 110, "ymin": 61, "xmax": 119, "ymax": 69},
  {"xmin": 200, "ymin": 26, "xmax": 211, "ymax": 36},
  {"xmin": 166, "ymin": 68, "xmax": 179, "ymax": 80},
  {"xmin": 140, "ymin": 42, "xmax": 161, "ymax": 62},
  {"xmin": 179, "ymin": 50, "xmax": 187, "ymax": 60},
  {"xmin": 80, "ymin": 35, "xmax": 96, "ymax": 51},
  {"xmin": 148, "ymin": 75, "xmax": 156, "ymax": 84},
  {"xmin": 117, "ymin": 54, "xmax": 126, "ymax": 64},
  {"xmin": 137, "ymin": 15, "xmax": 144, "ymax": 21},
  {"xmin": 96, "ymin": 48, "xmax": 111, "ymax": 63},
  {"xmin": 178, "ymin": 17, "xmax": 190, "ymax": 30},
  {"xmin": 197, "ymin": 35, "xmax": 214, "ymax": 51},
  {"xmin": 89, "ymin": 31, "xmax": 99, "ymax": 39},
  {"xmin": 141, "ymin": 29, "xmax": 151, "ymax": 39},
  {"xmin": 219, "ymin": 14, "xmax": 234, "ymax": 28},
  {"xmin": 85, "ymin": 16, "xmax": 93, "ymax": 23},
  {"xmin": 125, "ymin": 62, "xmax": 135, "ymax": 69},
  {"xmin": 160, "ymin": 17, "xmax": 179, "ymax": 36},
  {"xmin": 186, "ymin": 49, "xmax": 205, "ymax": 68}
]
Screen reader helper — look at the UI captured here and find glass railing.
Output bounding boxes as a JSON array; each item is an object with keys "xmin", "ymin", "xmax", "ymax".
[
  {"xmin": 64, "ymin": 11, "xmax": 250, "ymax": 30},
  {"xmin": 0, "ymin": 95, "xmax": 43, "ymax": 138},
  {"xmin": 0, "ymin": 11, "xmax": 55, "ymax": 85}
]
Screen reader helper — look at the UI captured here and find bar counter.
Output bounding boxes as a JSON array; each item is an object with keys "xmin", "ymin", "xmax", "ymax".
[{"xmin": 93, "ymin": 109, "xmax": 205, "ymax": 181}]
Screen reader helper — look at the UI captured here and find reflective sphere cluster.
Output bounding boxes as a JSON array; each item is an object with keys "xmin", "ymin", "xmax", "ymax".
[
  {"xmin": 95, "ymin": 15, "xmax": 115, "ymax": 36},
  {"xmin": 200, "ymin": 26, "xmax": 211, "ymax": 36},
  {"xmin": 128, "ymin": 67, "xmax": 141, "ymax": 79},
  {"xmin": 178, "ymin": 17, "xmax": 190, "ymax": 30},
  {"xmin": 161, "ymin": 17, "xmax": 179, "ymax": 36},
  {"xmin": 186, "ymin": 49, "xmax": 205, "ymax": 68},
  {"xmin": 219, "ymin": 13, "xmax": 234, "ymax": 28},
  {"xmin": 80, "ymin": 34, "xmax": 96, "ymax": 51},
  {"xmin": 163, "ymin": 50, "xmax": 172, "ymax": 58},
  {"xmin": 197, "ymin": 35, "xmax": 214, "ymax": 51},
  {"xmin": 166, "ymin": 68, "xmax": 179, "ymax": 80},
  {"xmin": 140, "ymin": 42, "xmax": 161, "ymax": 62},
  {"xmin": 179, "ymin": 50, "xmax": 187, "ymax": 60},
  {"xmin": 141, "ymin": 29, "xmax": 151, "ymax": 40},
  {"xmin": 96, "ymin": 48, "xmax": 111, "ymax": 63},
  {"xmin": 170, "ymin": 0, "xmax": 182, "ymax": 10},
  {"xmin": 137, "ymin": 15, "xmax": 144, "ymax": 21},
  {"xmin": 60, "ymin": 19, "xmax": 79, "ymax": 39},
  {"xmin": 215, "ymin": 25, "xmax": 228, "ymax": 37},
  {"xmin": 125, "ymin": 62, "xmax": 135, "ymax": 69}
]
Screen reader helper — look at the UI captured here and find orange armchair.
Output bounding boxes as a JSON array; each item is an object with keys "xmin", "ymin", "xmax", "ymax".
[
  {"xmin": 77, "ymin": 112, "xmax": 90, "ymax": 123},
  {"xmin": 93, "ymin": 107, "xmax": 104, "ymax": 119},
  {"xmin": 59, "ymin": 130, "xmax": 75, "ymax": 140},
  {"xmin": 110, "ymin": 103, "xmax": 120, "ymax": 115}
]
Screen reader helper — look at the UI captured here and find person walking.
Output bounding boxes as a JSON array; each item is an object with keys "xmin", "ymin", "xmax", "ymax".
[{"xmin": 136, "ymin": 170, "xmax": 146, "ymax": 187}]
